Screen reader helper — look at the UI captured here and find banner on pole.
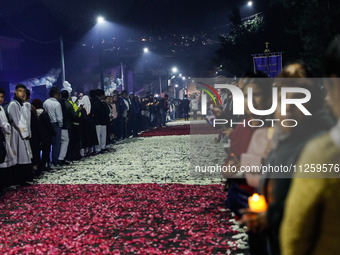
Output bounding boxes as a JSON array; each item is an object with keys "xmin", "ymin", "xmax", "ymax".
[{"xmin": 252, "ymin": 52, "xmax": 282, "ymax": 78}]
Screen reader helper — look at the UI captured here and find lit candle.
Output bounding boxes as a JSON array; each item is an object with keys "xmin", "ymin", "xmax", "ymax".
[{"xmin": 248, "ymin": 193, "xmax": 267, "ymax": 212}]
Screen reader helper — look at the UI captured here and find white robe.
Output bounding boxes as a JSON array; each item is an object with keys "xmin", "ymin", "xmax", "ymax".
[
  {"xmin": 79, "ymin": 95, "xmax": 91, "ymax": 115},
  {"xmin": 0, "ymin": 106, "xmax": 16, "ymax": 168},
  {"xmin": 7, "ymin": 100, "xmax": 32, "ymax": 165}
]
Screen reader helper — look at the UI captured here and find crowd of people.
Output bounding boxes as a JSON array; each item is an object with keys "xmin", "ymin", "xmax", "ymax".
[
  {"xmin": 1, "ymin": 34, "xmax": 340, "ymax": 255},
  {"xmin": 207, "ymin": 37, "xmax": 340, "ymax": 255},
  {"xmin": 0, "ymin": 86, "xmax": 196, "ymax": 189}
]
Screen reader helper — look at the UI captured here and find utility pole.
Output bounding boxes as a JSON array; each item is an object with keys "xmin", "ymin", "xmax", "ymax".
[
  {"xmin": 159, "ymin": 76, "xmax": 162, "ymax": 95},
  {"xmin": 60, "ymin": 36, "xmax": 66, "ymax": 85},
  {"xmin": 121, "ymin": 62, "xmax": 124, "ymax": 91}
]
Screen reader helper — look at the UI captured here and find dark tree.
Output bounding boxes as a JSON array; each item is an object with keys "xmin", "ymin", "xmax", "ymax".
[{"xmin": 215, "ymin": 0, "xmax": 340, "ymax": 76}]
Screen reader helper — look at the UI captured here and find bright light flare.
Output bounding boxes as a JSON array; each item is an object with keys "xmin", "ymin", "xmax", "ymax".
[{"xmin": 97, "ymin": 16, "xmax": 104, "ymax": 23}]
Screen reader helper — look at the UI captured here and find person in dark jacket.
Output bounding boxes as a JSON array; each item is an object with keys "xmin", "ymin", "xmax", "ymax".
[
  {"xmin": 120, "ymin": 90, "xmax": 130, "ymax": 139},
  {"xmin": 127, "ymin": 92, "xmax": 139, "ymax": 137},
  {"xmin": 141, "ymin": 97, "xmax": 151, "ymax": 130},
  {"xmin": 90, "ymin": 89, "xmax": 109, "ymax": 152},
  {"xmin": 182, "ymin": 95, "xmax": 190, "ymax": 121},
  {"xmin": 112, "ymin": 90, "xmax": 125, "ymax": 140},
  {"xmin": 25, "ymin": 89, "xmax": 40, "ymax": 176},
  {"xmin": 159, "ymin": 94, "xmax": 169, "ymax": 127},
  {"xmin": 112, "ymin": 94, "xmax": 122, "ymax": 140},
  {"xmin": 79, "ymin": 95, "xmax": 98, "ymax": 156},
  {"xmin": 150, "ymin": 97, "xmax": 159, "ymax": 127},
  {"xmin": 31, "ymin": 98, "xmax": 55, "ymax": 171},
  {"xmin": 59, "ymin": 90, "xmax": 81, "ymax": 164},
  {"xmin": 67, "ymin": 96, "xmax": 82, "ymax": 160}
]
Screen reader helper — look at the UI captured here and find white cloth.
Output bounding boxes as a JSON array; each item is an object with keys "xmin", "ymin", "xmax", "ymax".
[
  {"xmin": 190, "ymin": 99, "xmax": 199, "ymax": 111},
  {"xmin": 330, "ymin": 119, "xmax": 340, "ymax": 150},
  {"xmin": 22, "ymin": 102, "xmax": 33, "ymax": 160},
  {"xmin": 58, "ymin": 129, "xmax": 69, "ymax": 160},
  {"xmin": 7, "ymin": 100, "xmax": 31, "ymax": 164},
  {"xmin": 43, "ymin": 97, "xmax": 63, "ymax": 127},
  {"xmin": 36, "ymin": 108, "xmax": 44, "ymax": 117},
  {"xmin": 96, "ymin": 125, "xmax": 107, "ymax": 152},
  {"xmin": 0, "ymin": 106, "xmax": 16, "ymax": 168},
  {"xmin": 79, "ymin": 95, "xmax": 91, "ymax": 115},
  {"xmin": 23, "ymin": 102, "xmax": 32, "ymax": 138}
]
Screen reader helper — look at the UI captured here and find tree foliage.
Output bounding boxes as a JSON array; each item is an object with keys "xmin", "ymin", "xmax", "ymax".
[
  {"xmin": 215, "ymin": 8, "xmax": 265, "ymax": 76},
  {"xmin": 215, "ymin": 0, "xmax": 340, "ymax": 76}
]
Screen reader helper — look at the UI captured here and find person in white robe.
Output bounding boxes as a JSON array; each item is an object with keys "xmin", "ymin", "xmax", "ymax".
[
  {"xmin": 0, "ymin": 88, "xmax": 16, "ymax": 169},
  {"xmin": 7, "ymin": 84, "xmax": 32, "ymax": 165}
]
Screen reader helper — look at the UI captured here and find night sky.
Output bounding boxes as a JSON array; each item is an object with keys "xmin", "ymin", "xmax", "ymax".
[
  {"xmin": 0, "ymin": 0, "xmax": 263, "ymax": 85},
  {"xmin": 0, "ymin": 0, "xmax": 259, "ymax": 39}
]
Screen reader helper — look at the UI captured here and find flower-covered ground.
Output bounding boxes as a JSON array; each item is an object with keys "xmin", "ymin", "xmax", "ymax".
[
  {"xmin": 139, "ymin": 124, "xmax": 218, "ymax": 137},
  {"xmin": 0, "ymin": 184, "xmax": 248, "ymax": 254},
  {"xmin": 0, "ymin": 122, "xmax": 249, "ymax": 254},
  {"xmin": 165, "ymin": 120, "xmax": 207, "ymax": 126},
  {"xmin": 35, "ymin": 135, "xmax": 225, "ymax": 185},
  {"xmin": 139, "ymin": 125, "xmax": 191, "ymax": 137}
]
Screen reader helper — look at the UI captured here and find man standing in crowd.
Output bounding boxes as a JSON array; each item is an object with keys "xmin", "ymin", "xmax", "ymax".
[
  {"xmin": 113, "ymin": 90, "xmax": 125, "ymax": 140},
  {"xmin": 7, "ymin": 84, "xmax": 32, "ymax": 184},
  {"xmin": 59, "ymin": 90, "xmax": 76, "ymax": 164},
  {"xmin": 25, "ymin": 89, "xmax": 40, "ymax": 174},
  {"xmin": 68, "ymin": 96, "xmax": 83, "ymax": 160},
  {"xmin": 90, "ymin": 89, "xmax": 109, "ymax": 152},
  {"xmin": 182, "ymin": 95, "xmax": 190, "ymax": 121},
  {"xmin": 31, "ymin": 98, "xmax": 55, "ymax": 171},
  {"xmin": 121, "ymin": 90, "xmax": 130, "ymax": 139},
  {"xmin": 43, "ymin": 87, "xmax": 62, "ymax": 168},
  {"xmin": 128, "ymin": 92, "xmax": 139, "ymax": 137},
  {"xmin": 189, "ymin": 96, "xmax": 199, "ymax": 120},
  {"xmin": 159, "ymin": 94, "xmax": 169, "ymax": 127}
]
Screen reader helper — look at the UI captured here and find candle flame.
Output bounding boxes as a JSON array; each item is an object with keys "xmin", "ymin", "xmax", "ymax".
[{"xmin": 252, "ymin": 193, "xmax": 260, "ymax": 201}]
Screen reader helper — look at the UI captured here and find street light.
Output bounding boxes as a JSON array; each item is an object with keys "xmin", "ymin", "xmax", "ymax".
[
  {"xmin": 172, "ymin": 67, "xmax": 178, "ymax": 74},
  {"xmin": 97, "ymin": 16, "xmax": 104, "ymax": 23},
  {"xmin": 247, "ymin": 1, "xmax": 253, "ymax": 7},
  {"xmin": 143, "ymin": 47, "xmax": 149, "ymax": 53}
]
